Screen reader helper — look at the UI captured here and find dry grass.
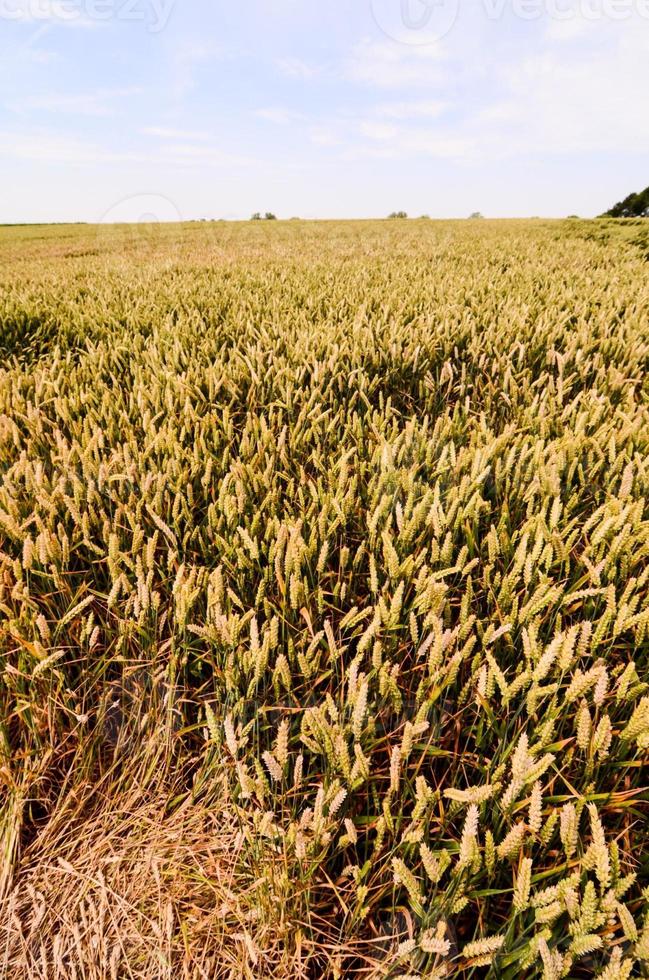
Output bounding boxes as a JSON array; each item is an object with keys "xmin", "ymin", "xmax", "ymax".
[
  {"xmin": 1, "ymin": 760, "xmax": 403, "ymax": 979},
  {"xmin": 3, "ymin": 788, "xmax": 235, "ymax": 979},
  {"xmin": 1, "ymin": 740, "xmax": 329, "ymax": 979}
]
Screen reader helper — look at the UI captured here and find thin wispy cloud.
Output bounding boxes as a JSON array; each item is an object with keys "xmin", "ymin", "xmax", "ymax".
[
  {"xmin": 275, "ymin": 56, "xmax": 321, "ymax": 79},
  {"xmin": 0, "ymin": 129, "xmax": 140, "ymax": 164},
  {"xmin": 350, "ymin": 122, "xmax": 474, "ymax": 161},
  {"xmin": 170, "ymin": 40, "xmax": 224, "ymax": 99},
  {"xmin": 154, "ymin": 141, "xmax": 251, "ymax": 167},
  {"xmin": 308, "ymin": 125, "xmax": 342, "ymax": 147},
  {"xmin": 143, "ymin": 126, "xmax": 212, "ymax": 141},
  {"xmin": 345, "ymin": 39, "xmax": 446, "ymax": 88},
  {"xmin": 374, "ymin": 99, "xmax": 447, "ymax": 120},
  {"xmin": 8, "ymin": 88, "xmax": 141, "ymax": 117},
  {"xmin": 255, "ymin": 107, "xmax": 304, "ymax": 125},
  {"xmin": 1, "ymin": 126, "xmax": 250, "ymax": 169},
  {"xmin": 359, "ymin": 120, "xmax": 398, "ymax": 141}
]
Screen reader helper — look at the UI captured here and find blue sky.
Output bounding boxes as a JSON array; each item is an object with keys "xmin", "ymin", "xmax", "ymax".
[{"xmin": 0, "ymin": 0, "xmax": 648, "ymax": 221}]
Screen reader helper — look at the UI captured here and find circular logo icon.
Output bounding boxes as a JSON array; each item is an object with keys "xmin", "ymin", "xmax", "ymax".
[
  {"xmin": 96, "ymin": 193, "xmax": 183, "ymax": 257},
  {"xmin": 371, "ymin": 0, "xmax": 460, "ymax": 45}
]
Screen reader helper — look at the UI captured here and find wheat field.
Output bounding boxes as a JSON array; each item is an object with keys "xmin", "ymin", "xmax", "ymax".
[{"xmin": 1, "ymin": 217, "xmax": 648, "ymax": 979}]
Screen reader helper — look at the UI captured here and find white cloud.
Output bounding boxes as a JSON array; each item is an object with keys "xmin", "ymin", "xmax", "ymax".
[
  {"xmin": 303, "ymin": 108, "xmax": 474, "ymax": 162},
  {"xmin": 346, "ymin": 125, "xmax": 474, "ymax": 160},
  {"xmin": 374, "ymin": 99, "xmax": 447, "ymax": 119},
  {"xmin": 152, "ymin": 141, "xmax": 252, "ymax": 168},
  {"xmin": 0, "ymin": 130, "xmax": 135, "ymax": 164},
  {"xmin": 22, "ymin": 46, "xmax": 58, "ymax": 63},
  {"xmin": 345, "ymin": 38, "xmax": 446, "ymax": 88},
  {"xmin": 275, "ymin": 56, "xmax": 320, "ymax": 79},
  {"xmin": 359, "ymin": 121, "xmax": 398, "ymax": 141},
  {"xmin": 143, "ymin": 126, "xmax": 212, "ymax": 141},
  {"xmin": 255, "ymin": 107, "xmax": 303, "ymax": 125},
  {"xmin": 9, "ymin": 88, "xmax": 140, "ymax": 116},
  {"xmin": 171, "ymin": 41, "xmax": 223, "ymax": 99},
  {"xmin": 0, "ymin": 127, "xmax": 251, "ymax": 168},
  {"xmin": 475, "ymin": 103, "xmax": 521, "ymax": 125},
  {"xmin": 308, "ymin": 125, "xmax": 342, "ymax": 147},
  {"xmin": 338, "ymin": 15, "xmax": 649, "ymax": 161},
  {"xmin": 396, "ymin": 132, "xmax": 474, "ymax": 158},
  {"xmin": 487, "ymin": 26, "xmax": 649, "ymax": 154},
  {"xmin": 544, "ymin": 15, "xmax": 593, "ymax": 40}
]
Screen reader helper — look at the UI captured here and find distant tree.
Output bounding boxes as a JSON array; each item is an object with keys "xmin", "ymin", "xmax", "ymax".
[
  {"xmin": 264, "ymin": 212, "xmax": 277, "ymax": 221},
  {"xmin": 419, "ymin": 214, "xmax": 430, "ymax": 219},
  {"xmin": 388, "ymin": 211, "xmax": 408, "ymax": 219},
  {"xmin": 469, "ymin": 212, "xmax": 484, "ymax": 219},
  {"xmin": 251, "ymin": 212, "xmax": 262, "ymax": 221},
  {"xmin": 604, "ymin": 185, "xmax": 649, "ymax": 218}
]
